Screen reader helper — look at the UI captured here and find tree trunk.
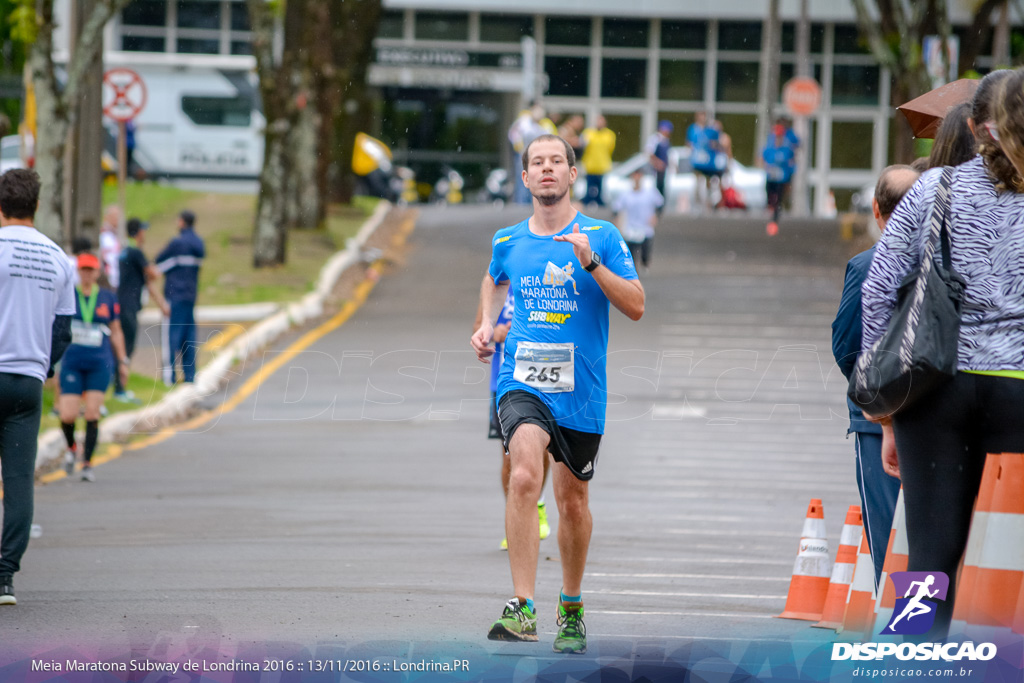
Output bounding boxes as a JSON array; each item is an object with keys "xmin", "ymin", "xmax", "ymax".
[
  {"xmin": 328, "ymin": 0, "xmax": 381, "ymax": 205},
  {"xmin": 890, "ymin": 78, "xmax": 917, "ymax": 164},
  {"xmin": 253, "ymin": 120, "xmax": 289, "ymax": 266},
  {"xmin": 29, "ymin": 0, "xmax": 133, "ymax": 243},
  {"xmin": 248, "ymin": 0, "xmax": 292, "ymax": 265},
  {"xmin": 959, "ymin": 0, "xmax": 1002, "ymax": 73},
  {"xmin": 289, "ymin": 90, "xmax": 322, "ymax": 228},
  {"xmin": 28, "ymin": 21, "xmax": 65, "ymax": 241},
  {"xmin": 853, "ymin": 0, "xmax": 949, "ymax": 164}
]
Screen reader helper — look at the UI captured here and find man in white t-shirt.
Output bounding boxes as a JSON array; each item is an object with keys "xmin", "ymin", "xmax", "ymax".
[
  {"xmin": 0, "ymin": 169, "xmax": 76, "ymax": 606},
  {"xmin": 612, "ymin": 169, "xmax": 664, "ymax": 270}
]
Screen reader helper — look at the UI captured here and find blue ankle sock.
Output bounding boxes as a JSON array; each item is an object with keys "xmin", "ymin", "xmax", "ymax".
[
  {"xmin": 560, "ymin": 592, "xmax": 581, "ymax": 603},
  {"xmin": 525, "ymin": 598, "xmax": 535, "ymax": 612}
]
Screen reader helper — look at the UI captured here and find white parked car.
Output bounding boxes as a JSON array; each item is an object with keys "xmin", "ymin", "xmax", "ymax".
[
  {"xmin": 0, "ymin": 135, "xmax": 25, "ymax": 174},
  {"xmin": 575, "ymin": 146, "xmax": 767, "ymax": 213},
  {"xmin": 850, "ymin": 181, "xmax": 875, "ymax": 214}
]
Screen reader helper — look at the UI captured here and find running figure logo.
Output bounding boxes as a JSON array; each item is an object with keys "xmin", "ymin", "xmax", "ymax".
[
  {"xmin": 543, "ymin": 261, "xmax": 579, "ymax": 295},
  {"xmin": 881, "ymin": 572, "xmax": 950, "ymax": 635}
]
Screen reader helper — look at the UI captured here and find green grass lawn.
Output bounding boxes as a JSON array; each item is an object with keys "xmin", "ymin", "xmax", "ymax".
[
  {"xmin": 102, "ymin": 182, "xmax": 378, "ymax": 306},
  {"xmin": 40, "ymin": 373, "xmax": 172, "ymax": 435}
]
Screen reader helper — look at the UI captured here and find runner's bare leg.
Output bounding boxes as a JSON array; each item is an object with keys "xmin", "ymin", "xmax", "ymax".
[
  {"xmin": 506, "ymin": 423, "xmax": 548, "ymax": 598},
  {"xmin": 552, "ymin": 462, "xmax": 592, "ymax": 597}
]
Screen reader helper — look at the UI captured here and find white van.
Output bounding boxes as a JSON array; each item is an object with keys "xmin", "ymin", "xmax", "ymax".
[
  {"xmin": 103, "ymin": 62, "xmax": 265, "ymax": 179},
  {"xmin": 0, "ymin": 135, "xmax": 25, "ymax": 174}
]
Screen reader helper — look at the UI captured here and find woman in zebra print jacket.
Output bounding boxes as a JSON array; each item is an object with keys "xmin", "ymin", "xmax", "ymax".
[{"xmin": 860, "ymin": 68, "xmax": 1023, "ymax": 639}]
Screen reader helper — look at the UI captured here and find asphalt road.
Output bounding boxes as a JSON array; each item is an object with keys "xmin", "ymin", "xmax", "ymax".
[{"xmin": 2, "ymin": 205, "xmax": 867, "ymax": 676}]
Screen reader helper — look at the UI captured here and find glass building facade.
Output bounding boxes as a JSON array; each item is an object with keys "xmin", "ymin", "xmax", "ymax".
[{"xmin": 103, "ymin": 1, "xmax": 1000, "ymax": 205}]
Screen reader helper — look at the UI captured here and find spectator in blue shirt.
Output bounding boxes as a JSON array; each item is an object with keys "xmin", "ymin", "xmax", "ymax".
[{"xmin": 156, "ymin": 210, "xmax": 205, "ymax": 385}]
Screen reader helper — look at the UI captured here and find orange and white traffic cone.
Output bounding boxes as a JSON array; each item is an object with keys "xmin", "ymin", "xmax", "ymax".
[
  {"xmin": 814, "ymin": 505, "xmax": 863, "ymax": 630},
  {"xmin": 949, "ymin": 453, "xmax": 1024, "ymax": 643},
  {"xmin": 1014, "ymin": 574, "xmax": 1024, "ymax": 635},
  {"xmin": 776, "ymin": 499, "xmax": 831, "ymax": 621},
  {"xmin": 840, "ymin": 533, "xmax": 877, "ymax": 635},
  {"xmin": 873, "ymin": 487, "xmax": 909, "ymax": 636},
  {"xmin": 948, "ymin": 455, "xmax": 1000, "ymax": 639}
]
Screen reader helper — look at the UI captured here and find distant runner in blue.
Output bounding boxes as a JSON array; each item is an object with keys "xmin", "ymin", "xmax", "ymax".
[
  {"xmin": 471, "ymin": 134, "xmax": 645, "ymax": 655},
  {"xmin": 761, "ymin": 118, "xmax": 800, "ymax": 231}
]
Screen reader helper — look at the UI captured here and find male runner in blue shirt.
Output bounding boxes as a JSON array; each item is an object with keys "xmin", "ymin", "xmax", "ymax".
[{"xmin": 471, "ymin": 134, "xmax": 645, "ymax": 654}]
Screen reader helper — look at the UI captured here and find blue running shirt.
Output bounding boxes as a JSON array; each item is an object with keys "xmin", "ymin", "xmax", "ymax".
[
  {"xmin": 490, "ymin": 293, "xmax": 515, "ymax": 393},
  {"xmin": 64, "ymin": 287, "xmax": 120, "ymax": 366},
  {"xmin": 488, "ymin": 212, "xmax": 638, "ymax": 434}
]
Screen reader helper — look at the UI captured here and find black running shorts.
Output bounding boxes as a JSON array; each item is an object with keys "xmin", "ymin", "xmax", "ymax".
[
  {"xmin": 497, "ymin": 390, "xmax": 602, "ymax": 481},
  {"xmin": 488, "ymin": 391, "xmax": 503, "ymax": 440}
]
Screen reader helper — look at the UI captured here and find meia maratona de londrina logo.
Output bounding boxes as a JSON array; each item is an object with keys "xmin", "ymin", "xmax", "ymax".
[{"xmin": 832, "ymin": 572, "xmax": 998, "ymax": 662}]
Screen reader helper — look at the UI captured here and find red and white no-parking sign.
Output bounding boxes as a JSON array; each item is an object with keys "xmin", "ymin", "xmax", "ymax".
[
  {"xmin": 783, "ymin": 77, "xmax": 822, "ymax": 117},
  {"xmin": 102, "ymin": 68, "xmax": 147, "ymax": 122}
]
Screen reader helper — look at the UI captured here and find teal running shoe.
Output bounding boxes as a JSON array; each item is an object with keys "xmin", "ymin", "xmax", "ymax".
[{"xmin": 553, "ymin": 601, "xmax": 586, "ymax": 654}]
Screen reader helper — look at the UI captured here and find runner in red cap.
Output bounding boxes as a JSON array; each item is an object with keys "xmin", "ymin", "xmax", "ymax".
[{"xmin": 57, "ymin": 253, "xmax": 130, "ymax": 482}]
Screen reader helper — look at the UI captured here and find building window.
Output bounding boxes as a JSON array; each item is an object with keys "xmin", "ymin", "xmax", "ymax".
[
  {"xmin": 601, "ymin": 58, "xmax": 646, "ymax": 98},
  {"xmin": 177, "ymin": 38, "xmax": 221, "ymax": 54},
  {"xmin": 603, "ymin": 19, "xmax": 648, "ymax": 48},
  {"xmin": 181, "ymin": 95, "xmax": 252, "ymax": 126},
  {"xmin": 377, "ymin": 10, "xmax": 404, "ymax": 39},
  {"xmin": 603, "ymin": 114, "xmax": 642, "ymax": 160},
  {"xmin": 230, "ymin": 2, "xmax": 249, "ymax": 31},
  {"xmin": 480, "ymin": 14, "xmax": 532, "ymax": 42},
  {"xmin": 661, "ymin": 20, "xmax": 706, "ymax": 50},
  {"xmin": 545, "ymin": 17, "xmax": 591, "ymax": 46},
  {"xmin": 716, "ymin": 62, "xmax": 760, "ymax": 102},
  {"xmin": 714, "ymin": 113, "xmax": 757, "ymax": 166},
  {"xmin": 777, "ymin": 63, "xmax": 824, "ymax": 100},
  {"xmin": 833, "ymin": 24, "xmax": 869, "ymax": 54},
  {"xmin": 781, "ymin": 23, "xmax": 826, "ymax": 53},
  {"xmin": 122, "ymin": 0, "xmax": 166, "ymax": 27},
  {"xmin": 231, "ymin": 40, "xmax": 251, "ymax": 55},
  {"xmin": 831, "ymin": 121, "xmax": 874, "ymax": 169},
  {"xmin": 782, "ymin": 23, "xmax": 795, "ymax": 52},
  {"xmin": 659, "ymin": 60, "xmax": 703, "ymax": 101},
  {"xmin": 811, "ymin": 23, "xmax": 825, "ymax": 53},
  {"xmin": 544, "ymin": 56, "xmax": 589, "ymax": 97},
  {"xmin": 414, "ymin": 12, "xmax": 468, "ymax": 41},
  {"xmin": 718, "ymin": 21, "xmax": 761, "ymax": 51},
  {"xmin": 122, "ymin": 35, "xmax": 166, "ymax": 52},
  {"xmin": 833, "ymin": 65, "xmax": 880, "ymax": 105},
  {"xmin": 177, "ymin": 0, "xmax": 219, "ymax": 29}
]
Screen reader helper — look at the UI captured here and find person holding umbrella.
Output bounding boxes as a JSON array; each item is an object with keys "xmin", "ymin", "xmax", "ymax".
[{"xmin": 860, "ymin": 68, "xmax": 1024, "ymax": 640}]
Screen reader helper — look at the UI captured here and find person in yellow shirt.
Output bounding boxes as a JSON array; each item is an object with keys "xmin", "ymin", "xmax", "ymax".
[{"xmin": 580, "ymin": 116, "xmax": 616, "ymax": 207}]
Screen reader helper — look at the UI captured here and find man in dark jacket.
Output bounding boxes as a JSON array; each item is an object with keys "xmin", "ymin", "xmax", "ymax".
[
  {"xmin": 831, "ymin": 164, "xmax": 918, "ymax": 588},
  {"xmin": 156, "ymin": 210, "xmax": 205, "ymax": 385}
]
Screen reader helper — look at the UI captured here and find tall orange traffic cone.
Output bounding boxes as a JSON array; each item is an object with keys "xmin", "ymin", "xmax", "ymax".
[
  {"xmin": 814, "ymin": 505, "xmax": 863, "ymax": 630},
  {"xmin": 776, "ymin": 499, "xmax": 831, "ymax": 621},
  {"xmin": 1013, "ymin": 573, "xmax": 1024, "ymax": 635},
  {"xmin": 873, "ymin": 487, "xmax": 909, "ymax": 636},
  {"xmin": 949, "ymin": 455, "xmax": 1000, "ymax": 639},
  {"xmin": 949, "ymin": 453, "xmax": 1024, "ymax": 642},
  {"xmin": 840, "ymin": 533, "xmax": 877, "ymax": 634}
]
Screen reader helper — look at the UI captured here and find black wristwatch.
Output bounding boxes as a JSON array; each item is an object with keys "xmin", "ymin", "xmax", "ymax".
[{"xmin": 584, "ymin": 252, "xmax": 601, "ymax": 272}]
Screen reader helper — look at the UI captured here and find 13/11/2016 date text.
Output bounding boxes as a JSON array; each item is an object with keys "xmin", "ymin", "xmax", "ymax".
[{"xmin": 299, "ymin": 659, "xmax": 471, "ymax": 673}]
